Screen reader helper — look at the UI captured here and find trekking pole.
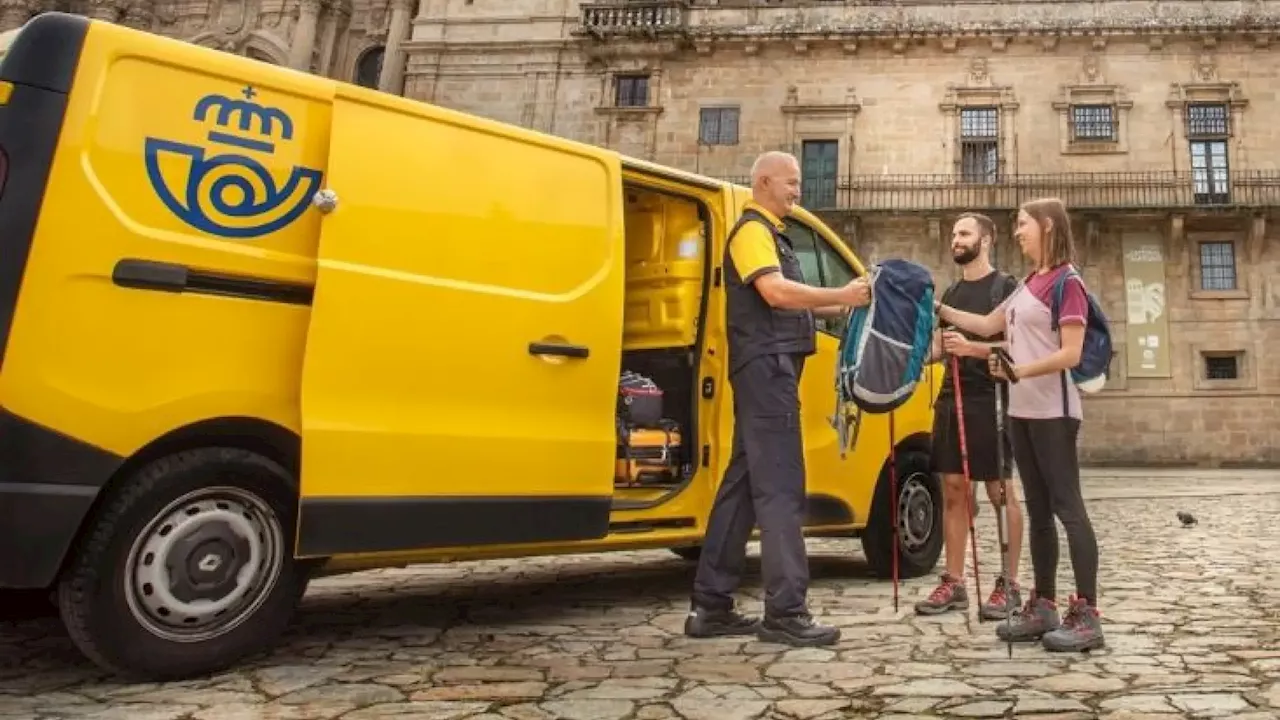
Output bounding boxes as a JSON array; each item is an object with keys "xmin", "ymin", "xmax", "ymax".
[
  {"xmin": 949, "ymin": 354, "xmax": 983, "ymax": 612},
  {"xmin": 992, "ymin": 353, "xmax": 1014, "ymax": 657},
  {"xmin": 889, "ymin": 410, "xmax": 899, "ymax": 613}
]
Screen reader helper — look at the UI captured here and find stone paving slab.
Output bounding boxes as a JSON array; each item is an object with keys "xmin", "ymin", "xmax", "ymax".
[{"xmin": 2, "ymin": 470, "xmax": 1280, "ymax": 719}]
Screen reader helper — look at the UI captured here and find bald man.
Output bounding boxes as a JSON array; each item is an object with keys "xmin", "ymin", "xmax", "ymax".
[{"xmin": 685, "ymin": 151, "xmax": 871, "ymax": 647}]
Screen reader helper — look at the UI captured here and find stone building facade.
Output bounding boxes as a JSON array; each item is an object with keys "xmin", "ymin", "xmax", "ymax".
[
  {"xmin": 3, "ymin": 0, "xmax": 1278, "ymax": 465},
  {"xmin": 401, "ymin": 0, "xmax": 1280, "ymax": 467},
  {"xmin": 0, "ymin": 0, "xmax": 408, "ymax": 93}
]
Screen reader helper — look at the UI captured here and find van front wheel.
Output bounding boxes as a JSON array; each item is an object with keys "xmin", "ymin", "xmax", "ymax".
[
  {"xmin": 57, "ymin": 448, "xmax": 304, "ymax": 681},
  {"xmin": 860, "ymin": 448, "xmax": 943, "ymax": 581}
]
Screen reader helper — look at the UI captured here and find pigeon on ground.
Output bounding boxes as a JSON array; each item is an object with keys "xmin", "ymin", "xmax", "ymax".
[{"xmin": 1177, "ymin": 511, "xmax": 1198, "ymax": 528}]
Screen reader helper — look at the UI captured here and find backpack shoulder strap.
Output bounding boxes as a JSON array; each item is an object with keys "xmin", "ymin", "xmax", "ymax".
[
  {"xmin": 990, "ymin": 270, "xmax": 1015, "ymax": 312},
  {"xmin": 1049, "ymin": 265, "xmax": 1079, "ymax": 332},
  {"xmin": 1048, "ymin": 265, "xmax": 1082, "ymax": 416}
]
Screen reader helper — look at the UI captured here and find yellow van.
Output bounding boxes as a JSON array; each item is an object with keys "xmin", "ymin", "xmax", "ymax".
[{"xmin": 0, "ymin": 13, "xmax": 943, "ymax": 679}]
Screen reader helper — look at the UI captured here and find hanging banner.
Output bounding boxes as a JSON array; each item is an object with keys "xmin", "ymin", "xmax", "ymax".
[{"xmin": 1121, "ymin": 234, "xmax": 1171, "ymax": 378}]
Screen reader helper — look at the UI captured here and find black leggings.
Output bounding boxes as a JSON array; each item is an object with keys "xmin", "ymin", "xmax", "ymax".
[{"xmin": 1007, "ymin": 417, "xmax": 1099, "ymax": 605}]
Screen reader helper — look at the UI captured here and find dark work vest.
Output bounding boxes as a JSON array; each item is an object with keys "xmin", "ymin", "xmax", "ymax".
[{"xmin": 723, "ymin": 208, "xmax": 817, "ymax": 375}]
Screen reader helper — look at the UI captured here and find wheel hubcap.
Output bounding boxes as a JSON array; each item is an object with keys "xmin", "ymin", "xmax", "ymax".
[
  {"xmin": 124, "ymin": 486, "xmax": 284, "ymax": 643},
  {"xmin": 897, "ymin": 471, "xmax": 935, "ymax": 552}
]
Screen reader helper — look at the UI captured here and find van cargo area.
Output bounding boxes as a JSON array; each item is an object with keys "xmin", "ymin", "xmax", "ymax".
[{"xmin": 614, "ymin": 182, "xmax": 709, "ymax": 505}]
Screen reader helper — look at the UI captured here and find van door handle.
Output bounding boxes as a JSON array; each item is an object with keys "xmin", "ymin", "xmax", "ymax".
[{"xmin": 528, "ymin": 342, "xmax": 590, "ymax": 359}]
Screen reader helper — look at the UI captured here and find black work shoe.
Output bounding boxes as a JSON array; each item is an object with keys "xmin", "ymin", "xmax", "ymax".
[
  {"xmin": 757, "ymin": 614, "xmax": 841, "ymax": 647},
  {"xmin": 684, "ymin": 606, "xmax": 760, "ymax": 638}
]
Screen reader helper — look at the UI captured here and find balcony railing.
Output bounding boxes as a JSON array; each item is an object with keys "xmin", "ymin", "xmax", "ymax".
[
  {"xmin": 711, "ymin": 171, "xmax": 1280, "ymax": 213},
  {"xmin": 576, "ymin": 1, "xmax": 688, "ymax": 37}
]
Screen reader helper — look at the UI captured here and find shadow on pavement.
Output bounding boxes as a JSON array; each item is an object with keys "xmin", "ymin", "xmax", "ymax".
[{"xmin": 0, "ymin": 549, "xmax": 875, "ymax": 676}]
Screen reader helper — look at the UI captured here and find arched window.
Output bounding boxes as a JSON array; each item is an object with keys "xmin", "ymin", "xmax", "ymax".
[{"xmin": 354, "ymin": 46, "xmax": 384, "ymax": 89}]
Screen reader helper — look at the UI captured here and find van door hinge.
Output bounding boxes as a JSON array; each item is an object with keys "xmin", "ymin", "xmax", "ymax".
[
  {"xmin": 701, "ymin": 377, "xmax": 715, "ymax": 399},
  {"xmin": 713, "ymin": 267, "xmax": 722, "ymax": 287},
  {"xmin": 701, "ymin": 444, "xmax": 710, "ymax": 467}
]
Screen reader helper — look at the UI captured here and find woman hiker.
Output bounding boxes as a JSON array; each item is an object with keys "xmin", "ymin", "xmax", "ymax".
[{"xmin": 933, "ymin": 197, "xmax": 1104, "ymax": 653}]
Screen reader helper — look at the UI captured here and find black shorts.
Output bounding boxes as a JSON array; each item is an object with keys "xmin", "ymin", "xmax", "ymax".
[{"xmin": 931, "ymin": 394, "xmax": 1012, "ymax": 481}]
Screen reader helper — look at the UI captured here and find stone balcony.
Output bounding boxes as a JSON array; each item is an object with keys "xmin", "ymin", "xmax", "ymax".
[
  {"xmin": 712, "ymin": 171, "xmax": 1280, "ymax": 214},
  {"xmin": 576, "ymin": 1, "xmax": 689, "ymax": 38},
  {"xmin": 576, "ymin": 0, "xmax": 1280, "ymax": 48}
]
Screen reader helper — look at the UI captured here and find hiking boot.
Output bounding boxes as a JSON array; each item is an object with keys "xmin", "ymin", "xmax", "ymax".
[
  {"xmin": 1041, "ymin": 595, "xmax": 1106, "ymax": 653},
  {"xmin": 979, "ymin": 575, "xmax": 1022, "ymax": 621},
  {"xmin": 684, "ymin": 605, "xmax": 760, "ymax": 638},
  {"xmin": 994, "ymin": 591, "xmax": 1061, "ymax": 642},
  {"xmin": 914, "ymin": 573, "xmax": 969, "ymax": 615},
  {"xmin": 757, "ymin": 614, "xmax": 841, "ymax": 647}
]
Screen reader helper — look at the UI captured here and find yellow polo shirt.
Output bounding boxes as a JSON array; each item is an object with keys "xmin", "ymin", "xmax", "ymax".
[{"xmin": 728, "ymin": 202, "xmax": 786, "ymax": 284}]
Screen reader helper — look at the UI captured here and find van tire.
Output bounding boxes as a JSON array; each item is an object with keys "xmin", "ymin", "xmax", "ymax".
[
  {"xmin": 860, "ymin": 448, "xmax": 942, "ymax": 581},
  {"xmin": 57, "ymin": 448, "xmax": 304, "ymax": 681}
]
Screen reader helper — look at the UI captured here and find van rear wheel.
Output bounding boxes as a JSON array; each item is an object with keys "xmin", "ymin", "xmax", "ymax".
[
  {"xmin": 57, "ymin": 448, "xmax": 304, "ymax": 681},
  {"xmin": 860, "ymin": 448, "xmax": 942, "ymax": 580}
]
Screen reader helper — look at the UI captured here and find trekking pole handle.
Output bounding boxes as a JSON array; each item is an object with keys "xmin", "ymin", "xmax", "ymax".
[{"xmin": 988, "ymin": 347, "xmax": 1019, "ymax": 384}]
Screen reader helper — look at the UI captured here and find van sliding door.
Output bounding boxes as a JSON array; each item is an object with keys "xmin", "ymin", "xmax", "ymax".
[{"xmin": 295, "ymin": 93, "xmax": 624, "ymax": 557}]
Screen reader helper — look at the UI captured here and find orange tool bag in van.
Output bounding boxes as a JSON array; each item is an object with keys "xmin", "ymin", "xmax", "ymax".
[{"xmin": 615, "ymin": 420, "xmax": 681, "ymax": 487}]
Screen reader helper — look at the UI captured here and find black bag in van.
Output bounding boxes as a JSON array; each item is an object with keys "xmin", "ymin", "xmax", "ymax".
[{"xmin": 618, "ymin": 371, "xmax": 663, "ymax": 427}]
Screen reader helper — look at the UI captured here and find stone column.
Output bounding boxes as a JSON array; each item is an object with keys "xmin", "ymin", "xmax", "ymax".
[
  {"xmin": 288, "ymin": 0, "xmax": 322, "ymax": 72},
  {"xmin": 377, "ymin": 0, "xmax": 415, "ymax": 95},
  {"xmin": 0, "ymin": 0, "xmax": 29, "ymax": 32},
  {"xmin": 315, "ymin": 0, "xmax": 348, "ymax": 78}
]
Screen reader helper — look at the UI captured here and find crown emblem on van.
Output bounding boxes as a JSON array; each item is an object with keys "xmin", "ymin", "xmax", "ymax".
[
  {"xmin": 143, "ymin": 84, "xmax": 324, "ymax": 239},
  {"xmin": 192, "ymin": 85, "xmax": 292, "ymax": 154}
]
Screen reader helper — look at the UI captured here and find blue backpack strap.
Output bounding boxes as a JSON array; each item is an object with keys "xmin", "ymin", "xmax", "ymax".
[
  {"xmin": 1049, "ymin": 265, "xmax": 1078, "ymax": 332},
  {"xmin": 1048, "ymin": 265, "xmax": 1081, "ymax": 416}
]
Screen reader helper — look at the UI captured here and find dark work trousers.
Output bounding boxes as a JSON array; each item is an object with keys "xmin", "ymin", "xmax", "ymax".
[
  {"xmin": 1007, "ymin": 416, "xmax": 1099, "ymax": 604},
  {"xmin": 692, "ymin": 352, "xmax": 810, "ymax": 619}
]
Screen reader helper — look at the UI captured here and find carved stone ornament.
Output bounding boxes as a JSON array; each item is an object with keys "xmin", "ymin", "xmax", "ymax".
[
  {"xmin": 1082, "ymin": 54, "xmax": 1102, "ymax": 83},
  {"xmin": 1195, "ymin": 52, "xmax": 1217, "ymax": 82},
  {"xmin": 968, "ymin": 56, "xmax": 989, "ymax": 85}
]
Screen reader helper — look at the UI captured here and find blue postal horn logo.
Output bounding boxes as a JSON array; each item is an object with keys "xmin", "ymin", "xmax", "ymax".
[{"xmin": 144, "ymin": 85, "xmax": 324, "ymax": 239}]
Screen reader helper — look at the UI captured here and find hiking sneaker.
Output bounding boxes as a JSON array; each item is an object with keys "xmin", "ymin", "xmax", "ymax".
[
  {"xmin": 684, "ymin": 605, "xmax": 760, "ymax": 638},
  {"xmin": 1041, "ymin": 595, "xmax": 1106, "ymax": 652},
  {"xmin": 757, "ymin": 614, "xmax": 841, "ymax": 647},
  {"xmin": 994, "ymin": 591, "xmax": 1061, "ymax": 642},
  {"xmin": 914, "ymin": 573, "xmax": 969, "ymax": 615},
  {"xmin": 979, "ymin": 575, "xmax": 1022, "ymax": 621}
]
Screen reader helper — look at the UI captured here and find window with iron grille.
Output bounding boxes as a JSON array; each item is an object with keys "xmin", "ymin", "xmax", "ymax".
[
  {"xmin": 959, "ymin": 107, "xmax": 999, "ymax": 183},
  {"xmin": 1187, "ymin": 103, "xmax": 1230, "ymax": 204},
  {"xmin": 1070, "ymin": 104, "xmax": 1116, "ymax": 142},
  {"xmin": 614, "ymin": 75, "xmax": 649, "ymax": 107},
  {"xmin": 1203, "ymin": 354, "xmax": 1240, "ymax": 381},
  {"xmin": 699, "ymin": 107, "xmax": 740, "ymax": 146},
  {"xmin": 1199, "ymin": 241, "xmax": 1237, "ymax": 291},
  {"xmin": 1187, "ymin": 103, "xmax": 1229, "ymax": 137}
]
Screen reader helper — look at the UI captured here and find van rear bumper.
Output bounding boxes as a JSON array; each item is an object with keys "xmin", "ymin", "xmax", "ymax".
[{"xmin": 0, "ymin": 409, "xmax": 121, "ymax": 589}]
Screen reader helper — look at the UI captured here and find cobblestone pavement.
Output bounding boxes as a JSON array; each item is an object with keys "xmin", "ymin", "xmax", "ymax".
[{"xmin": 3, "ymin": 469, "xmax": 1280, "ymax": 720}]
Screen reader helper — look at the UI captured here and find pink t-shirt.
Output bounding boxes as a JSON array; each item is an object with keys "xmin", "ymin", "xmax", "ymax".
[{"xmin": 1002, "ymin": 264, "xmax": 1088, "ymax": 420}]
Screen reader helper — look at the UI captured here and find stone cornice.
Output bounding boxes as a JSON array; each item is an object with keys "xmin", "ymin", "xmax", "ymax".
[{"xmin": 681, "ymin": 0, "xmax": 1280, "ymax": 39}]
